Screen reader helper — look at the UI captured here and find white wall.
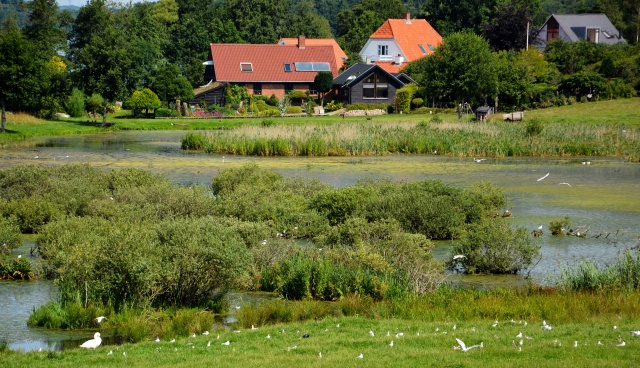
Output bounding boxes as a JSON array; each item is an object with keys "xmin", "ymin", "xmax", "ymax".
[{"xmin": 359, "ymin": 39, "xmax": 405, "ymax": 63}]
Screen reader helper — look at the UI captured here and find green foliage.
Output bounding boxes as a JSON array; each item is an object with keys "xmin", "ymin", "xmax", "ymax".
[
  {"xmin": 151, "ymin": 64, "xmax": 194, "ymax": 108},
  {"xmin": 155, "ymin": 107, "xmax": 175, "ymax": 117},
  {"xmin": 325, "ymin": 100, "xmax": 343, "ymax": 112},
  {"xmin": 288, "ymin": 90, "xmax": 308, "ymax": 100},
  {"xmin": 395, "ymin": 84, "xmax": 418, "ymax": 113},
  {"xmin": 448, "ymin": 219, "xmax": 540, "ymax": 274},
  {"xmin": 286, "ymin": 106, "xmax": 303, "ymax": 114},
  {"xmin": 224, "ymin": 84, "xmax": 249, "ymax": 106},
  {"xmin": 558, "ymin": 251, "xmax": 640, "ymax": 292},
  {"xmin": 549, "ymin": 215, "xmax": 571, "ymax": 235},
  {"xmin": 127, "ymin": 88, "xmax": 161, "ymax": 115},
  {"xmin": 85, "ymin": 93, "xmax": 103, "ymax": 114},
  {"xmin": 525, "ymin": 119, "xmax": 544, "ymax": 136},
  {"xmin": 346, "ymin": 102, "xmax": 389, "ymax": 111},
  {"xmin": 309, "ymin": 186, "xmax": 372, "ymax": 226},
  {"xmin": 66, "ymin": 88, "xmax": 85, "ymax": 118},
  {"xmin": 278, "ymin": 95, "xmax": 291, "ymax": 117},
  {"xmin": 411, "ymin": 98, "xmax": 424, "ymax": 108},
  {"xmin": 0, "ymin": 257, "xmax": 34, "ymax": 280},
  {"xmin": 0, "ymin": 216, "xmax": 22, "ymax": 254},
  {"xmin": 559, "ymin": 71, "xmax": 606, "ymax": 99},
  {"xmin": 314, "ymin": 71, "xmax": 334, "ymax": 103},
  {"xmin": 267, "ymin": 94, "xmax": 279, "ymax": 106}
]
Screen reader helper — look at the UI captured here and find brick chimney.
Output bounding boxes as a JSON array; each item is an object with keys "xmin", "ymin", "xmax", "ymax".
[
  {"xmin": 403, "ymin": 12, "xmax": 410, "ymax": 20},
  {"xmin": 298, "ymin": 35, "xmax": 306, "ymax": 50}
]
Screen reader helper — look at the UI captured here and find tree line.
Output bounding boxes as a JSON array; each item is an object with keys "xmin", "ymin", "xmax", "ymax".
[{"xmin": 1, "ymin": 0, "xmax": 640, "ymax": 130}]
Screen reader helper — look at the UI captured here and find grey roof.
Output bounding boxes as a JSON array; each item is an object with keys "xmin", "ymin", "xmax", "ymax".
[
  {"xmin": 333, "ymin": 63, "xmax": 404, "ymax": 87},
  {"xmin": 549, "ymin": 14, "xmax": 625, "ymax": 44}
]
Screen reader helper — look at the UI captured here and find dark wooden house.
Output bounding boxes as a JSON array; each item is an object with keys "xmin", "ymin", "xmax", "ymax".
[
  {"xmin": 332, "ymin": 64, "xmax": 415, "ymax": 106},
  {"xmin": 190, "ymin": 81, "xmax": 226, "ymax": 107}
]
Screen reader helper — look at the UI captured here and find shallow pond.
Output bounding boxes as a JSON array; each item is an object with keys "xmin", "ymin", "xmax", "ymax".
[{"xmin": 1, "ymin": 130, "xmax": 639, "ymax": 351}]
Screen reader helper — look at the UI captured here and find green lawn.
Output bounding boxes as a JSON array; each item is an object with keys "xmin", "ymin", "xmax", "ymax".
[
  {"xmin": 2, "ymin": 98, "xmax": 639, "ymax": 143},
  {"xmin": 3, "ymin": 316, "xmax": 638, "ymax": 367}
]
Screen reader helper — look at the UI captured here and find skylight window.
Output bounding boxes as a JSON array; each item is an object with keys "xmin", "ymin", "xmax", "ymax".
[
  {"xmin": 418, "ymin": 44, "xmax": 427, "ymax": 54},
  {"xmin": 284, "ymin": 63, "xmax": 292, "ymax": 72},
  {"xmin": 428, "ymin": 44, "xmax": 435, "ymax": 52},
  {"xmin": 294, "ymin": 62, "xmax": 330, "ymax": 71},
  {"xmin": 240, "ymin": 63, "xmax": 253, "ymax": 72}
]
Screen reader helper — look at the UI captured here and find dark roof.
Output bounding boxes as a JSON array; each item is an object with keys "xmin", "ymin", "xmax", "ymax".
[
  {"xmin": 543, "ymin": 14, "xmax": 625, "ymax": 44},
  {"xmin": 333, "ymin": 64, "xmax": 405, "ymax": 87},
  {"xmin": 393, "ymin": 73, "xmax": 417, "ymax": 85}
]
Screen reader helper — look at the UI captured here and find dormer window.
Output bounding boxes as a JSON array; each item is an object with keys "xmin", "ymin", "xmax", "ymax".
[
  {"xmin": 284, "ymin": 63, "xmax": 292, "ymax": 72},
  {"xmin": 587, "ymin": 28, "xmax": 599, "ymax": 43},
  {"xmin": 240, "ymin": 63, "xmax": 253, "ymax": 72},
  {"xmin": 378, "ymin": 45, "xmax": 388, "ymax": 56}
]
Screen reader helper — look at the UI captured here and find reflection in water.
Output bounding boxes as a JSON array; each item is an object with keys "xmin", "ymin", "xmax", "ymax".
[{"xmin": 1, "ymin": 131, "xmax": 639, "ymax": 351}]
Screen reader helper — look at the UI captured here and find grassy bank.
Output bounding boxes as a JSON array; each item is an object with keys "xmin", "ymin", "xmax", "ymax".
[{"xmin": 3, "ymin": 311, "xmax": 639, "ymax": 367}]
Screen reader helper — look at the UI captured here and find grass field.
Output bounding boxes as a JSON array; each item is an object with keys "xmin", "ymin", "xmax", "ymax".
[
  {"xmin": 1, "ymin": 98, "xmax": 639, "ymax": 143},
  {"xmin": 2, "ymin": 316, "xmax": 639, "ymax": 367}
]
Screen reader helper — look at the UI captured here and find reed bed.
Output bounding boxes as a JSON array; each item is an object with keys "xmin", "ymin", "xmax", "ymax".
[{"xmin": 182, "ymin": 120, "xmax": 640, "ymax": 161}]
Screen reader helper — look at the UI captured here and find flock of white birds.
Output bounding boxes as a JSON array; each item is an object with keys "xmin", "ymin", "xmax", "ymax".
[{"xmin": 80, "ymin": 315, "xmax": 638, "ymax": 361}]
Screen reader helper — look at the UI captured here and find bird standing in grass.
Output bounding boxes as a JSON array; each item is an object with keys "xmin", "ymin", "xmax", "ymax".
[
  {"xmin": 356, "ymin": 353, "xmax": 364, "ymax": 359},
  {"xmin": 80, "ymin": 333, "xmax": 102, "ymax": 349}
]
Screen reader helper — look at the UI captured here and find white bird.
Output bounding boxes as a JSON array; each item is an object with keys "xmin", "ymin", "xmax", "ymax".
[
  {"xmin": 251, "ymin": 325, "xmax": 258, "ymax": 330},
  {"xmin": 524, "ymin": 321, "xmax": 528, "ymax": 327},
  {"xmin": 369, "ymin": 330, "xmax": 374, "ymax": 337},
  {"xmin": 261, "ymin": 240, "xmax": 267, "ymax": 246},
  {"xmin": 597, "ymin": 341, "xmax": 603, "ymax": 346},
  {"xmin": 203, "ymin": 331, "xmax": 209, "ymax": 335},
  {"xmin": 387, "ymin": 331, "xmax": 391, "ymax": 336},
  {"xmin": 356, "ymin": 353, "xmax": 364, "ymax": 359},
  {"xmin": 80, "ymin": 332, "xmax": 102, "ymax": 349},
  {"xmin": 542, "ymin": 324, "xmax": 552, "ymax": 331},
  {"xmin": 559, "ymin": 182, "xmax": 572, "ymax": 187},
  {"xmin": 389, "ymin": 341, "xmax": 394, "ymax": 347},
  {"xmin": 336, "ymin": 324, "xmax": 340, "ymax": 328},
  {"xmin": 96, "ymin": 316, "xmax": 107, "ymax": 323},
  {"xmin": 519, "ymin": 340, "xmax": 523, "ymax": 346},
  {"xmin": 266, "ymin": 334, "xmax": 271, "ymax": 339},
  {"xmin": 221, "ymin": 341, "xmax": 230, "ymax": 346},
  {"xmin": 123, "ymin": 352, "xmax": 126, "ymax": 357},
  {"xmin": 455, "ymin": 338, "xmax": 483, "ymax": 352},
  {"xmin": 319, "ymin": 352, "xmax": 322, "ymax": 358},
  {"xmin": 537, "ymin": 173, "xmax": 550, "ymax": 181},
  {"xmin": 107, "ymin": 350, "xmax": 113, "ymax": 355},
  {"xmin": 516, "ymin": 332, "xmax": 522, "ymax": 338},
  {"xmin": 216, "ymin": 334, "xmax": 220, "ymax": 340},
  {"xmin": 17, "ymin": 254, "xmax": 21, "ymax": 259},
  {"xmin": 573, "ymin": 341, "xmax": 578, "ymax": 348},
  {"xmin": 191, "ymin": 333, "xmax": 196, "ymax": 338},
  {"xmin": 110, "ymin": 197, "xmax": 114, "ymax": 201},
  {"xmin": 617, "ymin": 341, "xmax": 626, "ymax": 347},
  {"xmin": 170, "ymin": 339, "xmax": 175, "ymax": 343},
  {"xmin": 206, "ymin": 341, "xmax": 211, "ymax": 347},
  {"xmin": 155, "ymin": 337, "xmax": 160, "ymax": 342},
  {"xmin": 631, "ymin": 330, "xmax": 640, "ymax": 337},
  {"xmin": 473, "ymin": 158, "xmax": 486, "ymax": 163},
  {"xmin": 538, "ymin": 225, "xmax": 543, "ymax": 230}
]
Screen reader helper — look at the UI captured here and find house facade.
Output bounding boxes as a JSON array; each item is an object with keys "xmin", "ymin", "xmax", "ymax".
[
  {"xmin": 359, "ymin": 13, "xmax": 442, "ymax": 73},
  {"xmin": 332, "ymin": 64, "xmax": 415, "ymax": 106},
  {"xmin": 203, "ymin": 36, "xmax": 340, "ymax": 100},
  {"xmin": 537, "ymin": 14, "xmax": 625, "ymax": 50}
]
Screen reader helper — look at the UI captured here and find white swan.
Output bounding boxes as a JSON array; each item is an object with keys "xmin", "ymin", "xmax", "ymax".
[
  {"xmin": 80, "ymin": 332, "xmax": 102, "ymax": 349},
  {"xmin": 455, "ymin": 338, "xmax": 483, "ymax": 352}
]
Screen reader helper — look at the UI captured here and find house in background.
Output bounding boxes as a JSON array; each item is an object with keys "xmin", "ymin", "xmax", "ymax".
[
  {"xmin": 278, "ymin": 37, "xmax": 348, "ymax": 70},
  {"xmin": 202, "ymin": 36, "xmax": 340, "ymax": 102},
  {"xmin": 359, "ymin": 13, "xmax": 442, "ymax": 73},
  {"xmin": 537, "ymin": 14, "xmax": 625, "ymax": 50},
  {"xmin": 332, "ymin": 63, "xmax": 416, "ymax": 106}
]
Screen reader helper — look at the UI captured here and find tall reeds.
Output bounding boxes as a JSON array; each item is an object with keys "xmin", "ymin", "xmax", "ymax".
[{"xmin": 181, "ymin": 121, "xmax": 640, "ymax": 160}]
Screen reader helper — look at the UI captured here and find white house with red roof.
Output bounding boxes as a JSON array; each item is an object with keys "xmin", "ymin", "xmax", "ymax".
[
  {"xmin": 203, "ymin": 36, "xmax": 340, "ymax": 100},
  {"xmin": 359, "ymin": 13, "xmax": 442, "ymax": 73}
]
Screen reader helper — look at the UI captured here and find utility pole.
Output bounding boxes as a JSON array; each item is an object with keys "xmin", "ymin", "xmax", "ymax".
[{"xmin": 526, "ymin": 20, "xmax": 530, "ymax": 50}]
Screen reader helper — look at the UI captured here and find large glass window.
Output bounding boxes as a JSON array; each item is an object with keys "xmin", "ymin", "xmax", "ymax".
[
  {"xmin": 362, "ymin": 74, "xmax": 388, "ymax": 99},
  {"xmin": 253, "ymin": 83, "xmax": 262, "ymax": 95}
]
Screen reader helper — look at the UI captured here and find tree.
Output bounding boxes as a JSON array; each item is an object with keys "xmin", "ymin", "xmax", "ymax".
[
  {"xmin": 0, "ymin": 16, "xmax": 42, "ymax": 132},
  {"xmin": 314, "ymin": 71, "xmax": 333, "ymax": 106},
  {"xmin": 419, "ymin": 0, "xmax": 502, "ymax": 37},
  {"xmin": 406, "ymin": 32, "xmax": 497, "ymax": 106},
  {"xmin": 151, "ymin": 64, "xmax": 194, "ymax": 108},
  {"xmin": 127, "ymin": 88, "xmax": 161, "ymax": 116},
  {"xmin": 483, "ymin": 0, "xmax": 543, "ymax": 51},
  {"xmin": 24, "ymin": 0, "xmax": 69, "ymax": 58},
  {"xmin": 288, "ymin": 0, "xmax": 333, "ymax": 39},
  {"xmin": 223, "ymin": 0, "xmax": 290, "ymax": 44},
  {"xmin": 336, "ymin": 0, "xmax": 402, "ymax": 54}
]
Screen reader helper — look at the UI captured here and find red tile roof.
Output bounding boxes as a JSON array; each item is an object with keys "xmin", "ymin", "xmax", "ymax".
[
  {"xmin": 370, "ymin": 18, "xmax": 442, "ymax": 62},
  {"xmin": 373, "ymin": 62, "xmax": 402, "ymax": 74},
  {"xmin": 278, "ymin": 38, "xmax": 348, "ymax": 69},
  {"xmin": 210, "ymin": 44, "xmax": 339, "ymax": 83}
]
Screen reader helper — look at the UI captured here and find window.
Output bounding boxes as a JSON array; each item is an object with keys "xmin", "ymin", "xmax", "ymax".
[
  {"xmin": 362, "ymin": 74, "xmax": 388, "ymax": 99},
  {"xmin": 418, "ymin": 44, "xmax": 427, "ymax": 54},
  {"xmin": 294, "ymin": 62, "xmax": 330, "ymax": 71},
  {"xmin": 253, "ymin": 83, "xmax": 262, "ymax": 96},
  {"xmin": 284, "ymin": 63, "xmax": 292, "ymax": 72},
  {"xmin": 240, "ymin": 63, "xmax": 253, "ymax": 72},
  {"xmin": 377, "ymin": 45, "xmax": 388, "ymax": 56},
  {"xmin": 284, "ymin": 83, "xmax": 294, "ymax": 94},
  {"xmin": 428, "ymin": 44, "xmax": 435, "ymax": 52},
  {"xmin": 587, "ymin": 28, "xmax": 599, "ymax": 43}
]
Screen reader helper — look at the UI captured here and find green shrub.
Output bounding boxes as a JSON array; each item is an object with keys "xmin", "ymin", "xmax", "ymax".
[
  {"xmin": 324, "ymin": 100, "xmax": 343, "ymax": 112},
  {"xmin": 155, "ymin": 108, "xmax": 171, "ymax": 117},
  {"xmin": 525, "ymin": 119, "xmax": 544, "ymax": 136},
  {"xmin": 430, "ymin": 114, "xmax": 443, "ymax": 123},
  {"xmin": 0, "ymin": 216, "xmax": 22, "ymax": 255},
  {"xmin": 267, "ymin": 94, "xmax": 279, "ymax": 106},
  {"xmin": 261, "ymin": 119, "xmax": 275, "ymax": 127},
  {"xmin": 66, "ymin": 88, "xmax": 85, "ymax": 118},
  {"xmin": 447, "ymin": 219, "xmax": 540, "ymax": 274},
  {"xmin": 395, "ymin": 84, "xmax": 418, "ymax": 113},
  {"xmin": 85, "ymin": 93, "xmax": 104, "ymax": 114},
  {"xmin": 549, "ymin": 215, "xmax": 571, "ymax": 235},
  {"xmin": 181, "ymin": 132, "xmax": 205, "ymax": 150},
  {"xmin": 288, "ymin": 90, "xmax": 308, "ymax": 100},
  {"xmin": 411, "ymin": 98, "xmax": 424, "ymax": 108},
  {"xmin": 286, "ymin": 106, "xmax": 303, "ymax": 114},
  {"xmin": 346, "ymin": 103, "xmax": 389, "ymax": 111}
]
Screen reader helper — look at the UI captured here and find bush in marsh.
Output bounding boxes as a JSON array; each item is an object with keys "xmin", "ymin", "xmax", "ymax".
[
  {"xmin": 558, "ymin": 250, "xmax": 640, "ymax": 292},
  {"xmin": 549, "ymin": 215, "xmax": 571, "ymax": 235},
  {"xmin": 0, "ymin": 257, "xmax": 35, "ymax": 280},
  {"xmin": 447, "ymin": 219, "xmax": 540, "ymax": 274},
  {"xmin": 0, "ymin": 216, "xmax": 21, "ymax": 255}
]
